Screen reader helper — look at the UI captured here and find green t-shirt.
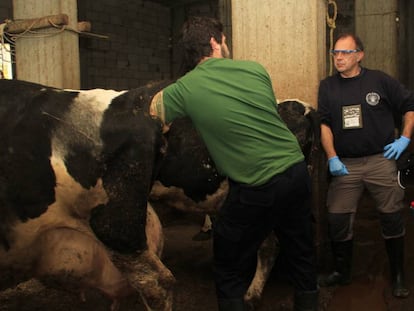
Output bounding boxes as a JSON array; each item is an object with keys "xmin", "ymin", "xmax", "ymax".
[{"xmin": 163, "ymin": 58, "xmax": 304, "ymax": 186}]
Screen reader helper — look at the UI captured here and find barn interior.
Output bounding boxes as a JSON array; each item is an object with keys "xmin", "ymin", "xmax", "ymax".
[
  {"xmin": 0, "ymin": 1, "xmax": 413, "ymax": 95},
  {"xmin": 1, "ymin": 0, "xmax": 414, "ymax": 310}
]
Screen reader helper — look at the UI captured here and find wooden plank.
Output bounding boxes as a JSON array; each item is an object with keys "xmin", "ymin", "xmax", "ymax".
[
  {"xmin": 232, "ymin": 0, "xmax": 328, "ymax": 264},
  {"xmin": 355, "ymin": 0, "xmax": 398, "ymax": 78},
  {"xmin": 77, "ymin": 21, "xmax": 91, "ymax": 32},
  {"xmin": 232, "ymin": 0, "xmax": 326, "ymax": 106}
]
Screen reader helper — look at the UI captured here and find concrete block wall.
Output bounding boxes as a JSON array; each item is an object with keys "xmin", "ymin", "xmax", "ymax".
[
  {"xmin": 0, "ymin": 0, "xmax": 12, "ymax": 23},
  {"xmin": 0, "ymin": 0, "xmax": 218, "ymax": 90},
  {"xmin": 169, "ymin": 1, "xmax": 219, "ymax": 78},
  {"xmin": 78, "ymin": 0, "xmax": 171, "ymax": 90},
  {"xmin": 3, "ymin": 0, "xmax": 354, "ymax": 89}
]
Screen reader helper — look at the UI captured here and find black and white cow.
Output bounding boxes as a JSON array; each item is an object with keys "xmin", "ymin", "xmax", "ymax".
[
  {"xmin": 0, "ymin": 79, "xmax": 175, "ymax": 311},
  {"xmin": 150, "ymin": 98, "xmax": 321, "ymax": 307}
]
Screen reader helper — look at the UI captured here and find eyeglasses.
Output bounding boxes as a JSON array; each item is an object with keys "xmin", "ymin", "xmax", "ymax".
[{"xmin": 330, "ymin": 49, "xmax": 361, "ymax": 57}]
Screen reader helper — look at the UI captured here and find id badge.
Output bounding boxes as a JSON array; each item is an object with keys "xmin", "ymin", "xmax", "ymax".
[{"xmin": 342, "ymin": 104, "xmax": 362, "ymax": 129}]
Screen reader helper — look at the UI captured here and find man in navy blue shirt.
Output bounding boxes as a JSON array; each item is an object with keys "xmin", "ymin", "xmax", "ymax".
[{"xmin": 318, "ymin": 33, "xmax": 414, "ymax": 298}]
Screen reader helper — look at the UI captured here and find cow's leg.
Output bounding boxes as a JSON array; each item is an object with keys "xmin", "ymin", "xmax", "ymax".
[
  {"xmin": 192, "ymin": 214, "xmax": 213, "ymax": 241},
  {"xmin": 33, "ymin": 227, "xmax": 133, "ymax": 311},
  {"xmin": 116, "ymin": 250, "xmax": 175, "ymax": 311},
  {"xmin": 202, "ymin": 214, "xmax": 213, "ymax": 232},
  {"xmin": 146, "ymin": 203, "xmax": 164, "ymax": 257},
  {"xmin": 244, "ymin": 232, "xmax": 279, "ymax": 307},
  {"xmin": 150, "ymin": 180, "xmax": 228, "ymax": 214},
  {"xmin": 113, "ymin": 204, "xmax": 175, "ymax": 311}
]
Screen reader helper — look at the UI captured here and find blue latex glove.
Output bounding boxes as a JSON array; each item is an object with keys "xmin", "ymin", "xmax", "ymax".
[
  {"xmin": 383, "ymin": 135, "xmax": 411, "ymax": 160},
  {"xmin": 328, "ymin": 156, "xmax": 349, "ymax": 176}
]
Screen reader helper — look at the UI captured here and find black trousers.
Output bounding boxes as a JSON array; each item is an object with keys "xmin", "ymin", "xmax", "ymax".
[{"xmin": 213, "ymin": 161, "xmax": 317, "ymax": 299}]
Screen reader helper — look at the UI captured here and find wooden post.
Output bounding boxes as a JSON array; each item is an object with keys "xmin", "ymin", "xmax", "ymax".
[
  {"xmin": 231, "ymin": 0, "xmax": 326, "ymax": 107},
  {"xmin": 231, "ymin": 0, "xmax": 328, "ymax": 265},
  {"xmin": 12, "ymin": 0, "xmax": 80, "ymax": 89}
]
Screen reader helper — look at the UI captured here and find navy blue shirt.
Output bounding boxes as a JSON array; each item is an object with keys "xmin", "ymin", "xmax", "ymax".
[{"xmin": 318, "ymin": 68, "xmax": 414, "ymax": 157}]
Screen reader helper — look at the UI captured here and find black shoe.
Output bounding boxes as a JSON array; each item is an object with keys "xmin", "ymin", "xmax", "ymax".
[
  {"xmin": 318, "ymin": 270, "xmax": 351, "ymax": 287},
  {"xmin": 318, "ymin": 240, "xmax": 353, "ymax": 287},
  {"xmin": 385, "ymin": 237, "xmax": 410, "ymax": 298}
]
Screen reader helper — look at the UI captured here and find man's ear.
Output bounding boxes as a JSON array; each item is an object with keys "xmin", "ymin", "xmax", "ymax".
[
  {"xmin": 357, "ymin": 51, "xmax": 365, "ymax": 63},
  {"xmin": 210, "ymin": 37, "xmax": 220, "ymax": 51}
]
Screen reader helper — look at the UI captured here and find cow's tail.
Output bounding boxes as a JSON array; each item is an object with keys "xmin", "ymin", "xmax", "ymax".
[{"xmin": 305, "ymin": 108, "xmax": 321, "ymax": 175}]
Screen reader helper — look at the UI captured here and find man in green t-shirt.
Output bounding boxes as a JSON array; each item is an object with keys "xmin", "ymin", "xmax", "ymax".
[{"xmin": 150, "ymin": 16, "xmax": 318, "ymax": 311}]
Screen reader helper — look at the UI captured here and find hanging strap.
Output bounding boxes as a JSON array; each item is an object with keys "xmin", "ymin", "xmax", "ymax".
[{"xmin": 326, "ymin": 0, "xmax": 338, "ymax": 76}]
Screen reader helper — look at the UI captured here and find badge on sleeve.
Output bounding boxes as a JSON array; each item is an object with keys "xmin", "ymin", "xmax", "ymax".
[{"xmin": 342, "ymin": 104, "xmax": 362, "ymax": 129}]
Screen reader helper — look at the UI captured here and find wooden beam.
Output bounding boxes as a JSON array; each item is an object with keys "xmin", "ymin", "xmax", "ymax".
[
  {"xmin": 5, "ymin": 14, "xmax": 68, "ymax": 34},
  {"xmin": 77, "ymin": 21, "xmax": 91, "ymax": 32}
]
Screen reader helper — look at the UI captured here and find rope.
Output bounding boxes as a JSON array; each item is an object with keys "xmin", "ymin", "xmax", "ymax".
[
  {"xmin": 41, "ymin": 110, "xmax": 97, "ymax": 143},
  {"xmin": 48, "ymin": 18, "xmax": 109, "ymax": 39},
  {"xmin": 326, "ymin": 0, "xmax": 337, "ymax": 76},
  {"xmin": 2, "ymin": 17, "xmax": 109, "ymax": 42}
]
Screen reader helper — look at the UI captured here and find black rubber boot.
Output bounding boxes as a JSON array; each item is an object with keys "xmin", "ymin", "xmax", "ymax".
[
  {"xmin": 294, "ymin": 289, "xmax": 319, "ymax": 311},
  {"xmin": 318, "ymin": 240, "xmax": 353, "ymax": 287},
  {"xmin": 385, "ymin": 237, "xmax": 410, "ymax": 298},
  {"xmin": 217, "ymin": 298, "xmax": 247, "ymax": 311}
]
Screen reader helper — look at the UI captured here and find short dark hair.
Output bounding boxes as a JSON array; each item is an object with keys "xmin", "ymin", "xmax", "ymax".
[
  {"xmin": 335, "ymin": 33, "xmax": 365, "ymax": 51},
  {"xmin": 179, "ymin": 16, "xmax": 224, "ymax": 72}
]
